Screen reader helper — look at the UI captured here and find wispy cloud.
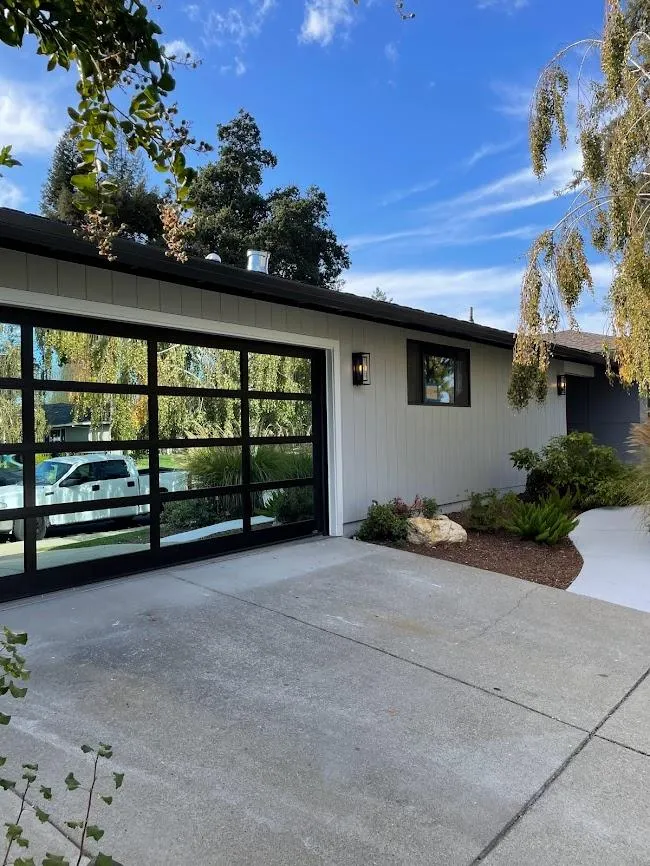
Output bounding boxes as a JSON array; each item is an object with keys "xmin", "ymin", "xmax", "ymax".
[
  {"xmin": 0, "ymin": 179, "xmax": 25, "ymax": 210},
  {"xmin": 163, "ymin": 39, "xmax": 198, "ymax": 62},
  {"xmin": 384, "ymin": 42, "xmax": 398, "ymax": 64},
  {"xmin": 0, "ymin": 78, "xmax": 62, "ymax": 158},
  {"xmin": 347, "ymin": 224, "xmax": 540, "ymax": 252},
  {"xmin": 477, "ymin": 0, "xmax": 529, "ymax": 12},
  {"xmin": 491, "ymin": 81, "xmax": 531, "ymax": 118},
  {"xmin": 220, "ymin": 56, "xmax": 247, "ymax": 76},
  {"xmin": 300, "ymin": 0, "xmax": 353, "ymax": 46},
  {"xmin": 463, "ymin": 138, "xmax": 519, "ymax": 169},
  {"xmin": 186, "ymin": 0, "xmax": 275, "ymax": 48},
  {"xmin": 379, "ymin": 179, "xmax": 438, "ymax": 208}
]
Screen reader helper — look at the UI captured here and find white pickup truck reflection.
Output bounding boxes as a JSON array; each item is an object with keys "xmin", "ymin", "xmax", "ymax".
[{"xmin": 0, "ymin": 453, "xmax": 187, "ymax": 540}]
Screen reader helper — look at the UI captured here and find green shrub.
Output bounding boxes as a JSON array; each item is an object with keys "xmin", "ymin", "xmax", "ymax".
[
  {"xmin": 264, "ymin": 487, "xmax": 314, "ymax": 524},
  {"xmin": 421, "ymin": 496, "xmax": 439, "ymax": 519},
  {"xmin": 161, "ymin": 497, "xmax": 237, "ymax": 535},
  {"xmin": 628, "ymin": 420, "xmax": 650, "ymax": 525},
  {"xmin": 186, "ymin": 444, "xmax": 312, "ymax": 489},
  {"xmin": 465, "ymin": 489, "xmax": 521, "ymax": 531},
  {"xmin": 505, "ymin": 497, "xmax": 579, "ymax": 545},
  {"xmin": 389, "ymin": 495, "xmax": 438, "ymax": 518},
  {"xmin": 357, "ymin": 502, "xmax": 409, "ymax": 544},
  {"xmin": 510, "ymin": 432, "xmax": 629, "ymax": 509}
]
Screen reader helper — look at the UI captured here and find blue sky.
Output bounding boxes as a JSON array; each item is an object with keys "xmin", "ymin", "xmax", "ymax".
[{"xmin": 0, "ymin": 0, "xmax": 609, "ymax": 331}]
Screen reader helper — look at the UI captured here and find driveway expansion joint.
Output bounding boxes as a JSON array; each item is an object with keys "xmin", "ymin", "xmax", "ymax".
[
  {"xmin": 468, "ymin": 663, "xmax": 650, "ymax": 863},
  {"xmin": 170, "ymin": 571, "xmax": 590, "ymax": 733}
]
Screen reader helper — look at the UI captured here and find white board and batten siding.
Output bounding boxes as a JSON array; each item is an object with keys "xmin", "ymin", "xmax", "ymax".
[{"xmin": 0, "ymin": 249, "xmax": 568, "ymax": 534}]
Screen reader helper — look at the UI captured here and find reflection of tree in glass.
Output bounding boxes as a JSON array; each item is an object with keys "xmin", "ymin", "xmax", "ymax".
[
  {"xmin": 424, "ymin": 355, "xmax": 454, "ymax": 403},
  {"xmin": 0, "ymin": 324, "xmax": 22, "ymax": 443}
]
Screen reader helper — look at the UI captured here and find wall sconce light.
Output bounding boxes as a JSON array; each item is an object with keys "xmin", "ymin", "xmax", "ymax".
[
  {"xmin": 557, "ymin": 374, "xmax": 567, "ymax": 396},
  {"xmin": 352, "ymin": 352, "xmax": 371, "ymax": 386}
]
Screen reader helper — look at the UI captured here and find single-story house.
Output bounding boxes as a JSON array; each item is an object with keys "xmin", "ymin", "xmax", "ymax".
[
  {"xmin": 43, "ymin": 402, "xmax": 112, "ymax": 443},
  {"xmin": 0, "ymin": 207, "xmax": 638, "ymax": 599},
  {"xmin": 551, "ymin": 330, "xmax": 643, "ymax": 461}
]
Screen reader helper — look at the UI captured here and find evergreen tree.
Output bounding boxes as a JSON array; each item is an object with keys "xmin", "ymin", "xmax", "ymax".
[{"xmin": 190, "ymin": 110, "xmax": 349, "ymax": 289}]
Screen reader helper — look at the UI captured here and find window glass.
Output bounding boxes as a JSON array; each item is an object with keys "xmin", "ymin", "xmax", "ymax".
[
  {"xmin": 249, "ymin": 400, "xmax": 311, "ymax": 438},
  {"xmin": 250, "ymin": 443, "xmax": 313, "ymax": 482},
  {"xmin": 157, "ymin": 343, "xmax": 240, "ymax": 389},
  {"xmin": 34, "ymin": 327, "xmax": 147, "ymax": 384},
  {"xmin": 35, "ymin": 392, "xmax": 149, "ymax": 442},
  {"xmin": 0, "ymin": 539, "xmax": 23, "ymax": 577},
  {"xmin": 160, "ymin": 493, "xmax": 243, "ymax": 545},
  {"xmin": 0, "ymin": 323, "xmax": 21, "ymax": 378},
  {"xmin": 0, "ymin": 390, "xmax": 22, "ymax": 444},
  {"xmin": 96, "ymin": 459, "xmax": 131, "ymax": 481},
  {"xmin": 158, "ymin": 396, "xmax": 241, "ymax": 440},
  {"xmin": 423, "ymin": 354, "xmax": 455, "ymax": 405},
  {"xmin": 248, "ymin": 353, "xmax": 311, "ymax": 394},
  {"xmin": 152, "ymin": 446, "xmax": 241, "ymax": 491},
  {"xmin": 251, "ymin": 486, "xmax": 314, "ymax": 529},
  {"xmin": 37, "ymin": 513, "xmax": 150, "ymax": 570}
]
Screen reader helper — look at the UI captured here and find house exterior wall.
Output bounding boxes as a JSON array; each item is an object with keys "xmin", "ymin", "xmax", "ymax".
[
  {"xmin": 0, "ymin": 249, "xmax": 568, "ymax": 531},
  {"xmin": 567, "ymin": 369, "xmax": 641, "ymax": 462}
]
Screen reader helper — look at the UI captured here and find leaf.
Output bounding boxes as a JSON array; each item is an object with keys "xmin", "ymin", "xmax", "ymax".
[
  {"xmin": 43, "ymin": 854, "xmax": 70, "ymax": 866},
  {"xmin": 93, "ymin": 854, "xmax": 116, "ymax": 866},
  {"xmin": 80, "ymin": 745, "xmax": 94, "ymax": 754},
  {"xmin": 70, "ymin": 173, "xmax": 97, "ymax": 192},
  {"xmin": 99, "ymin": 796, "xmax": 113, "ymax": 805},
  {"xmin": 9, "ymin": 683, "xmax": 28, "ymax": 698},
  {"xmin": 67, "ymin": 107, "xmax": 81, "ymax": 122},
  {"xmin": 14, "ymin": 857, "xmax": 36, "ymax": 866},
  {"xmin": 112, "ymin": 772, "xmax": 124, "ymax": 790},
  {"xmin": 35, "ymin": 808, "xmax": 49, "ymax": 823},
  {"xmin": 65, "ymin": 820, "xmax": 83, "ymax": 830},
  {"xmin": 5, "ymin": 822, "xmax": 24, "ymax": 841},
  {"xmin": 40, "ymin": 785, "xmax": 52, "ymax": 800},
  {"xmin": 0, "ymin": 712, "xmax": 11, "ymax": 725},
  {"xmin": 64, "ymin": 772, "xmax": 80, "ymax": 791},
  {"xmin": 85, "ymin": 825, "xmax": 104, "ymax": 842},
  {"xmin": 0, "ymin": 778, "xmax": 16, "ymax": 790}
]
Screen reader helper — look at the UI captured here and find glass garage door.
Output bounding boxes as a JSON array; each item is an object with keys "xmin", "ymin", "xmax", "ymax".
[{"xmin": 0, "ymin": 306, "xmax": 327, "ymax": 600}]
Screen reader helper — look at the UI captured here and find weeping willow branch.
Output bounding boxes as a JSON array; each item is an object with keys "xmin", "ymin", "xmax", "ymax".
[{"xmin": 510, "ymin": 0, "xmax": 650, "ymax": 410}]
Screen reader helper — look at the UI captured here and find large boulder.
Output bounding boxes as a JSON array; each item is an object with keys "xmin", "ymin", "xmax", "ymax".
[{"xmin": 407, "ymin": 515, "xmax": 467, "ymax": 546}]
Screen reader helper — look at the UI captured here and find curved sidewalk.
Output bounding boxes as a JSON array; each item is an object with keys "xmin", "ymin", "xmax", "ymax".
[{"xmin": 569, "ymin": 506, "xmax": 650, "ymax": 612}]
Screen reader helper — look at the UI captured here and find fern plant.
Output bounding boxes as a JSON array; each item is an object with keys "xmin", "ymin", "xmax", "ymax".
[{"xmin": 506, "ymin": 497, "xmax": 579, "ymax": 545}]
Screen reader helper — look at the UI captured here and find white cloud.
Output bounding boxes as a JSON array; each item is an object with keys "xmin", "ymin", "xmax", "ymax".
[
  {"xmin": 347, "ymin": 224, "xmax": 540, "ymax": 252},
  {"xmin": 380, "ymin": 179, "xmax": 438, "ymax": 207},
  {"xmin": 189, "ymin": 0, "xmax": 275, "ymax": 48},
  {"xmin": 300, "ymin": 0, "xmax": 353, "ymax": 46},
  {"xmin": 0, "ymin": 79, "xmax": 62, "ymax": 157},
  {"xmin": 220, "ymin": 56, "xmax": 247, "ymax": 76},
  {"xmin": 491, "ymin": 82, "xmax": 532, "ymax": 118},
  {"xmin": 477, "ymin": 0, "xmax": 529, "ymax": 11},
  {"xmin": 0, "ymin": 178, "xmax": 25, "ymax": 209},
  {"xmin": 464, "ymin": 138, "xmax": 519, "ymax": 169},
  {"xmin": 384, "ymin": 42, "xmax": 398, "ymax": 64},
  {"xmin": 163, "ymin": 39, "xmax": 198, "ymax": 61}
]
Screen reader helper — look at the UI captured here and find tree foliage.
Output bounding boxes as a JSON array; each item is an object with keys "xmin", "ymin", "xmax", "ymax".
[
  {"xmin": 0, "ymin": 0, "xmax": 209, "ymax": 259},
  {"xmin": 511, "ymin": 0, "xmax": 650, "ymax": 409},
  {"xmin": 190, "ymin": 111, "xmax": 350, "ymax": 289},
  {"xmin": 41, "ymin": 130, "xmax": 164, "ymax": 244}
]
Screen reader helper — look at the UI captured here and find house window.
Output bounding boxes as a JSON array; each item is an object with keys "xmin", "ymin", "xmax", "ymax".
[{"xmin": 407, "ymin": 340, "xmax": 470, "ymax": 407}]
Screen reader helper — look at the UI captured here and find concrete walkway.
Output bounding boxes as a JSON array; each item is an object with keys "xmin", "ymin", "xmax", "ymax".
[
  {"xmin": 0, "ymin": 538, "xmax": 649, "ymax": 864},
  {"xmin": 569, "ymin": 506, "xmax": 650, "ymax": 613}
]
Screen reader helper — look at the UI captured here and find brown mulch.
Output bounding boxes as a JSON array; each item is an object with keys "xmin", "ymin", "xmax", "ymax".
[{"xmin": 401, "ymin": 512, "xmax": 583, "ymax": 590}]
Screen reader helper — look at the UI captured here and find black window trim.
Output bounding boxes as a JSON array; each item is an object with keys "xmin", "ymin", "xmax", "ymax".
[{"xmin": 407, "ymin": 339, "xmax": 471, "ymax": 408}]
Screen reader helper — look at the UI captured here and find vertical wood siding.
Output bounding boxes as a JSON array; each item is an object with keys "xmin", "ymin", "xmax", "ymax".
[{"xmin": 1, "ymin": 251, "xmax": 568, "ymax": 525}]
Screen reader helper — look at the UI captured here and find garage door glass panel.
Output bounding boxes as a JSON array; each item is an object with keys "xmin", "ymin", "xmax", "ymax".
[
  {"xmin": 37, "ymin": 516, "xmax": 150, "ymax": 570},
  {"xmin": 251, "ymin": 486, "xmax": 314, "ymax": 529},
  {"xmin": 157, "ymin": 343, "xmax": 240, "ymax": 389},
  {"xmin": 248, "ymin": 353, "xmax": 311, "ymax": 394},
  {"xmin": 250, "ymin": 443, "xmax": 313, "ymax": 482},
  {"xmin": 0, "ymin": 323, "xmax": 21, "ymax": 378},
  {"xmin": 154, "ymin": 446, "xmax": 242, "ymax": 491},
  {"xmin": 160, "ymin": 493, "xmax": 244, "ymax": 545},
  {"xmin": 249, "ymin": 400, "xmax": 312, "ymax": 437},
  {"xmin": 34, "ymin": 328, "xmax": 147, "ymax": 384},
  {"xmin": 35, "ymin": 392, "xmax": 149, "ymax": 442},
  {"xmin": 0, "ymin": 390, "xmax": 22, "ymax": 443},
  {"xmin": 158, "ymin": 396, "xmax": 241, "ymax": 440},
  {"xmin": 0, "ymin": 539, "xmax": 23, "ymax": 577}
]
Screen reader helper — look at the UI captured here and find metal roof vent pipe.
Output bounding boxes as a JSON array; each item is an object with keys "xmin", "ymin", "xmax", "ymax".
[
  {"xmin": 205, "ymin": 252, "xmax": 222, "ymax": 263},
  {"xmin": 247, "ymin": 249, "xmax": 270, "ymax": 274}
]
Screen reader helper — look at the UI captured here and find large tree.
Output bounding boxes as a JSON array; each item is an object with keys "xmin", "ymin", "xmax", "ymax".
[
  {"xmin": 41, "ymin": 130, "xmax": 164, "ymax": 244},
  {"xmin": 190, "ymin": 111, "xmax": 350, "ymax": 289},
  {"xmin": 509, "ymin": 0, "xmax": 650, "ymax": 408}
]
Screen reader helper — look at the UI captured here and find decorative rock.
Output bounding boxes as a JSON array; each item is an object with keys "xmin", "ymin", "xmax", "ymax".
[{"xmin": 407, "ymin": 515, "xmax": 467, "ymax": 546}]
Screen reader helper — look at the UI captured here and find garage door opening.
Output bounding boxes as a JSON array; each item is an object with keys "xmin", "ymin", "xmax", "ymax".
[{"xmin": 0, "ymin": 306, "xmax": 328, "ymax": 601}]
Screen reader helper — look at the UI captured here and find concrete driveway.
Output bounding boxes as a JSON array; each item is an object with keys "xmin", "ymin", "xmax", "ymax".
[{"xmin": 0, "ymin": 538, "xmax": 649, "ymax": 865}]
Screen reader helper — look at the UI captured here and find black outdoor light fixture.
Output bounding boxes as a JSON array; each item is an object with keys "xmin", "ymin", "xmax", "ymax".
[
  {"xmin": 352, "ymin": 352, "xmax": 371, "ymax": 386},
  {"xmin": 557, "ymin": 374, "xmax": 567, "ymax": 396}
]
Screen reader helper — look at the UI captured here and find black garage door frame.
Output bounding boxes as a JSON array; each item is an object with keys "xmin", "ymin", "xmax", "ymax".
[{"xmin": 0, "ymin": 304, "xmax": 328, "ymax": 601}]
